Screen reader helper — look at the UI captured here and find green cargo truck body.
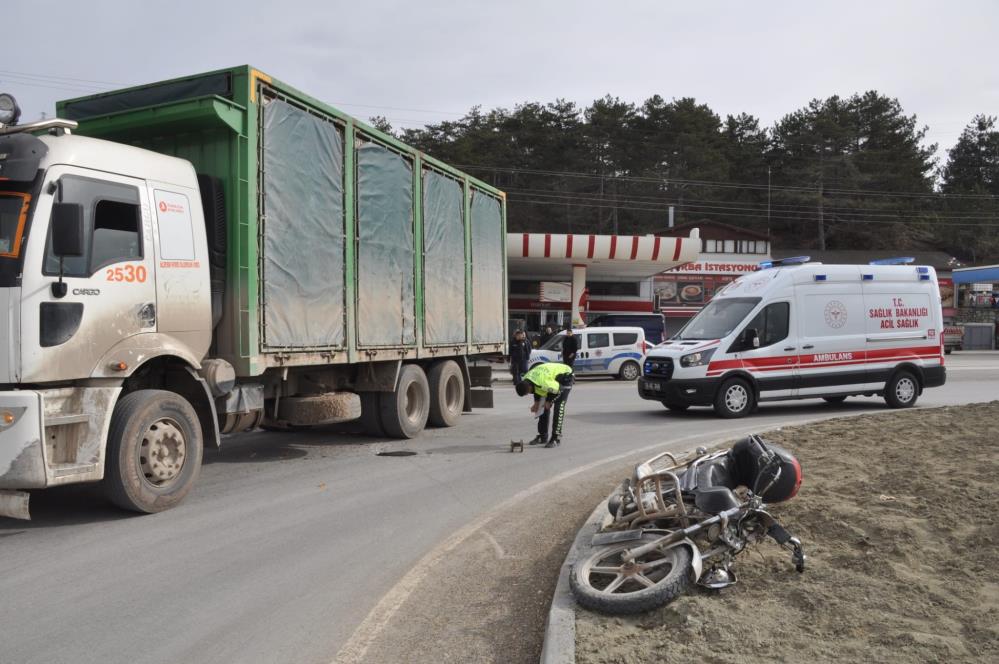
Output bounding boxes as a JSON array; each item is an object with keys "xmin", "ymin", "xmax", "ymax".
[{"xmin": 0, "ymin": 66, "xmax": 506, "ymax": 519}]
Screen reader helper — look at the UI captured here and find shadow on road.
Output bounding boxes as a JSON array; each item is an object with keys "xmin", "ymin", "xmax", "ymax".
[{"xmin": 0, "ymin": 483, "xmax": 132, "ymax": 531}]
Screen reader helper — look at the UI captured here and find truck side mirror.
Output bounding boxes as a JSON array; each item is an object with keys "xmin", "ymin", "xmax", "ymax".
[
  {"xmin": 51, "ymin": 203, "xmax": 85, "ymax": 257},
  {"xmin": 50, "ymin": 202, "xmax": 84, "ymax": 298}
]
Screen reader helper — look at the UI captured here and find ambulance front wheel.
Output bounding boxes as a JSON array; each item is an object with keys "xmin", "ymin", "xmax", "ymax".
[
  {"xmin": 884, "ymin": 371, "xmax": 919, "ymax": 409},
  {"xmin": 714, "ymin": 378, "xmax": 755, "ymax": 418}
]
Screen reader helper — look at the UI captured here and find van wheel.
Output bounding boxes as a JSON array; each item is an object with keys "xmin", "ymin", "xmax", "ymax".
[
  {"xmin": 427, "ymin": 360, "xmax": 464, "ymax": 427},
  {"xmin": 822, "ymin": 396, "xmax": 847, "ymax": 404},
  {"xmin": 104, "ymin": 390, "xmax": 203, "ymax": 514},
  {"xmin": 618, "ymin": 361, "xmax": 641, "ymax": 381},
  {"xmin": 380, "ymin": 364, "xmax": 430, "ymax": 438},
  {"xmin": 944, "ymin": 348, "xmax": 952, "ymax": 355},
  {"xmin": 661, "ymin": 401, "xmax": 689, "ymax": 412},
  {"xmin": 714, "ymin": 378, "xmax": 754, "ymax": 418},
  {"xmin": 884, "ymin": 371, "xmax": 919, "ymax": 409}
]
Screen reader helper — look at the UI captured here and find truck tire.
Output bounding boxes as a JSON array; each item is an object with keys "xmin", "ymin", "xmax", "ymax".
[
  {"xmin": 359, "ymin": 392, "xmax": 384, "ymax": 437},
  {"xmin": 617, "ymin": 361, "xmax": 641, "ymax": 381},
  {"xmin": 427, "ymin": 360, "xmax": 464, "ymax": 427},
  {"xmin": 380, "ymin": 364, "xmax": 430, "ymax": 439},
  {"xmin": 714, "ymin": 378, "xmax": 754, "ymax": 418},
  {"xmin": 944, "ymin": 347, "xmax": 952, "ymax": 355},
  {"xmin": 104, "ymin": 389, "xmax": 203, "ymax": 514},
  {"xmin": 884, "ymin": 371, "xmax": 919, "ymax": 409}
]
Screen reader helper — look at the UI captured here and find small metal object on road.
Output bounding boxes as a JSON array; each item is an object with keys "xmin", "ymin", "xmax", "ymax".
[{"xmin": 510, "ymin": 440, "xmax": 524, "ymax": 453}]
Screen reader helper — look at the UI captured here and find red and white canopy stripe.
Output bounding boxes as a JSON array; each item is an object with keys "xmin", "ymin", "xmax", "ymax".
[{"xmin": 508, "ymin": 232, "xmax": 701, "ymax": 278}]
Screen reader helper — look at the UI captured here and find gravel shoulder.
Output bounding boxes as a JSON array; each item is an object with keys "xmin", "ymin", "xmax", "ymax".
[{"xmin": 575, "ymin": 402, "xmax": 999, "ymax": 664}]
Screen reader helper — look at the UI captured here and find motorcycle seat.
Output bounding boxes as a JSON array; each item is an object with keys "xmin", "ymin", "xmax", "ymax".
[{"xmin": 693, "ymin": 485, "xmax": 741, "ymax": 513}]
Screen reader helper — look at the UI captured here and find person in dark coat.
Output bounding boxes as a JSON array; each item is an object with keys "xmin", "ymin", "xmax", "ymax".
[
  {"xmin": 561, "ymin": 327, "xmax": 579, "ymax": 368},
  {"xmin": 539, "ymin": 325, "xmax": 555, "ymax": 346},
  {"xmin": 510, "ymin": 329, "xmax": 531, "ymax": 383}
]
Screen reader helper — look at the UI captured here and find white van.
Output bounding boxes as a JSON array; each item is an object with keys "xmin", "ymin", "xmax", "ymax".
[
  {"xmin": 530, "ymin": 327, "xmax": 648, "ymax": 380},
  {"xmin": 638, "ymin": 257, "xmax": 946, "ymax": 417}
]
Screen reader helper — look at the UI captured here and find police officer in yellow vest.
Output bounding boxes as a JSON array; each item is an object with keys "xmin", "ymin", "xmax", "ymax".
[{"xmin": 515, "ymin": 362, "xmax": 574, "ymax": 448}]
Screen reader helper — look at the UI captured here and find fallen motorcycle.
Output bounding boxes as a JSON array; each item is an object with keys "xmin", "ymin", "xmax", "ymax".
[{"xmin": 570, "ymin": 435, "xmax": 805, "ymax": 614}]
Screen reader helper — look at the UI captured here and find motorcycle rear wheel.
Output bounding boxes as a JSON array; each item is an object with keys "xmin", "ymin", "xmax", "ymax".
[{"xmin": 570, "ymin": 534, "xmax": 692, "ymax": 614}]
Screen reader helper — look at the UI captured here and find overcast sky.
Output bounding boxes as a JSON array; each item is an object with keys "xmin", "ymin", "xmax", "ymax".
[{"xmin": 5, "ymin": 0, "xmax": 997, "ymax": 165}]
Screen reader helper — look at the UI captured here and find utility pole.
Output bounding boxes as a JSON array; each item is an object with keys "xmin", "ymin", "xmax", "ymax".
[
  {"xmin": 767, "ymin": 166, "xmax": 771, "ymax": 239},
  {"xmin": 817, "ymin": 149, "xmax": 826, "ymax": 251}
]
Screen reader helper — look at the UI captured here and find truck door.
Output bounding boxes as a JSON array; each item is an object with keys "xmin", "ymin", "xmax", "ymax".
[{"xmin": 20, "ymin": 167, "xmax": 157, "ymax": 382}]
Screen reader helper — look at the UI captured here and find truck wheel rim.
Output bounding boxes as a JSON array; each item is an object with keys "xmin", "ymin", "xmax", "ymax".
[
  {"xmin": 896, "ymin": 377, "xmax": 915, "ymax": 403},
  {"xmin": 405, "ymin": 381, "xmax": 426, "ymax": 423},
  {"xmin": 444, "ymin": 375, "xmax": 462, "ymax": 413},
  {"xmin": 139, "ymin": 419, "xmax": 187, "ymax": 487},
  {"xmin": 622, "ymin": 363, "xmax": 639, "ymax": 380},
  {"xmin": 726, "ymin": 385, "xmax": 748, "ymax": 412}
]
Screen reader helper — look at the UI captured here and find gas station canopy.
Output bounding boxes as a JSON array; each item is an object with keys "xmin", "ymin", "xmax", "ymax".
[{"xmin": 507, "ymin": 230, "xmax": 702, "ymax": 279}]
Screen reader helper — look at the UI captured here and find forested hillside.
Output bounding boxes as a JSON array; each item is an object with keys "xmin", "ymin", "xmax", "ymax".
[{"xmin": 377, "ymin": 95, "xmax": 999, "ymax": 262}]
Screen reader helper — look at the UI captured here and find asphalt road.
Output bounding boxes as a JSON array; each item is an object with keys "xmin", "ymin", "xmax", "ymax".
[{"xmin": 2, "ymin": 353, "xmax": 997, "ymax": 664}]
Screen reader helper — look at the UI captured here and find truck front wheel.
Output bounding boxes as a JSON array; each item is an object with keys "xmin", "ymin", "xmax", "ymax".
[{"xmin": 104, "ymin": 390, "xmax": 203, "ymax": 513}]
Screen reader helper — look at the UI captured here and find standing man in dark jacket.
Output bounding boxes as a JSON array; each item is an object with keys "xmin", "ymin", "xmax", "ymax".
[
  {"xmin": 561, "ymin": 327, "xmax": 579, "ymax": 368},
  {"xmin": 510, "ymin": 329, "xmax": 531, "ymax": 384}
]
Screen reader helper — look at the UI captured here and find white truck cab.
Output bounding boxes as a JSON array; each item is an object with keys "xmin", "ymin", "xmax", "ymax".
[{"xmin": 638, "ymin": 257, "xmax": 946, "ymax": 417}]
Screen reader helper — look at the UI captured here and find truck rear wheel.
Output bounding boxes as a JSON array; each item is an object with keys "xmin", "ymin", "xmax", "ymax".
[
  {"xmin": 380, "ymin": 364, "xmax": 430, "ymax": 438},
  {"xmin": 427, "ymin": 360, "xmax": 464, "ymax": 427},
  {"xmin": 104, "ymin": 389, "xmax": 203, "ymax": 514},
  {"xmin": 359, "ymin": 392, "xmax": 385, "ymax": 437}
]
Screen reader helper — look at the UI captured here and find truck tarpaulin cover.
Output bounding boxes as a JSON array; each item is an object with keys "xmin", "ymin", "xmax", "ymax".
[
  {"xmin": 422, "ymin": 170, "xmax": 466, "ymax": 344},
  {"xmin": 357, "ymin": 142, "xmax": 416, "ymax": 346},
  {"xmin": 471, "ymin": 191, "xmax": 504, "ymax": 343},
  {"xmin": 261, "ymin": 97, "xmax": 345, "ymax": 348}
]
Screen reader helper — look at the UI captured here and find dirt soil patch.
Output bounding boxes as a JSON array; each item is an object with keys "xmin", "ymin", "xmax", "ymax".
[{"xmin": 576, "ymin": 402, "xmax": 999, "ymax": 664}]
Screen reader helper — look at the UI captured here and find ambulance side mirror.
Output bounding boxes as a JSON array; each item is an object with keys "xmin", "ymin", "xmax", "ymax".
[{"xmin": 744, "ymin": 328, "xmax": 761, "ymax": 349}]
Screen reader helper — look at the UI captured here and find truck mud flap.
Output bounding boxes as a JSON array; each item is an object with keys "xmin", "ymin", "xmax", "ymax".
[
  {"xmin": 0, "ymin": 490, "xmax": 30, "ymax": 520},
  {"xmin": 468, "ymin": 388, "xmax": 493, "ymax": 409}
]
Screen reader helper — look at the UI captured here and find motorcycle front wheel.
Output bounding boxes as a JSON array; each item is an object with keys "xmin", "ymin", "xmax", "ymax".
[{"xmin": 570, "ymin": 534, "xmax": 693, "ymax": 614}]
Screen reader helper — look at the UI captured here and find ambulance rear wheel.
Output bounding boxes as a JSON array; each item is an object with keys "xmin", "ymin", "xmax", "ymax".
[
  {"xmin": 714, "ymin": 378, "xmax": 754, "ymax": 418},
  {"xmin": 884, "ymin": 371, "xmax": 918, "ymax": 409}
]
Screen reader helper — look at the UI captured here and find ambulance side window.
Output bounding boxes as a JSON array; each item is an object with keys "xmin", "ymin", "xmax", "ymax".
[{"xmin": 745, "ymin": 302, "xmax": 790, "ymax": 347}]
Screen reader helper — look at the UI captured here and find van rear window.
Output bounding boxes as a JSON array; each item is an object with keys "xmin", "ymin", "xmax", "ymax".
[{"xmin": 614, "ymin": 332, "xmax": 639, "ymax": 345}]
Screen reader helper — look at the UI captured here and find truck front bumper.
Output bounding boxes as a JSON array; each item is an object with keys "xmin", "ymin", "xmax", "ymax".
[
  {"xmin": 0, "ymin": 391, "xmax": 45, "ymax": 519},
  {"xmin": 638, "ymin": 376, "xmax": 719, "ymax": 406}
]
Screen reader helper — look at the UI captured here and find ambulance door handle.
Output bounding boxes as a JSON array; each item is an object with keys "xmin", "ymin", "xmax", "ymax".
[
  {"xmin": 802, "ymin": 344, "xmax": 814, "ymax": 349},
  {"xmin": 783, "ymin": 346, "xmax": 795, "ymax": 351}
]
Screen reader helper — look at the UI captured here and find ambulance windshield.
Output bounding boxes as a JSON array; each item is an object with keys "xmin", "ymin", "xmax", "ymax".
[{"xmin": 677, "ymin": 297, "xmax": 761, "ymax": 340}]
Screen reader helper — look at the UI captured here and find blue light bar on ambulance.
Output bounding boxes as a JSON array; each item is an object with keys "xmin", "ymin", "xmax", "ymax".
[
  {"xmin": 869, "ymin": 257, "xmax": 915, "ymax": 265},
  {"xmin": 862, "ymin": 274, "xmax": 874, "ymax": 280},
  {"xmin": 916, "ymin": 266, "xmax": 930, "ymax": 274},
  {"xmin": 814, "ymin": 274, "xmax": 827, "ymax": 281},
  {"xmin": 758, "ymin": 255, "xmax": 811, "ymax": 269}
]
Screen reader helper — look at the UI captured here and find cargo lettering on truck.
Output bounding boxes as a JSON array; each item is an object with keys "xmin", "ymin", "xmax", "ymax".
[{"xmin": 868, "ymin": 297, "xmax": 930, "ymax": 330}]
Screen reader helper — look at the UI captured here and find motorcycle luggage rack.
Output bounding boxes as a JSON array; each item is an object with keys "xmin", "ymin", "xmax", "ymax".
[{"xmin": 624, "ymin": 448, "xmax": 729, "ymax": 528}]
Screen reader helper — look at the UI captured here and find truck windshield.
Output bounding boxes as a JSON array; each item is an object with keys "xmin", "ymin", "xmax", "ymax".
[
  {"xmin": 0, "ymin": 192, "xmax": 31, "ymax": 258},
  {"xmin": 676, "ymin": 297, "xmax": 761, "ymax": 340}
]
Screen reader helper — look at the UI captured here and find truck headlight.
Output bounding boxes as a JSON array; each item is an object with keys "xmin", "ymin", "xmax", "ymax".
[{"xmin": 680, "ymin": 348, "xmax": 716, "ymax": 367}]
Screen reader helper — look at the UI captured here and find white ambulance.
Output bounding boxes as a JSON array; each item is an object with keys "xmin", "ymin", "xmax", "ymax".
[{"xmin": 638, "ymin": 257, "xmax": 946, "ymax": 417}]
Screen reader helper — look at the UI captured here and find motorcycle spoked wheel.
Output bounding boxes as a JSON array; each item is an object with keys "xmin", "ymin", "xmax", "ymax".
[{"xmin": 570, "ymin": 534, "xmax": 693, "ymax": 614}]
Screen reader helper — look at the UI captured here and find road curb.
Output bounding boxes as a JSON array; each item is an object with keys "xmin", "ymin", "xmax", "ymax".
[{"xmin": 540, "ymin": 496, "xmax": 609, "ymax": 664}]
